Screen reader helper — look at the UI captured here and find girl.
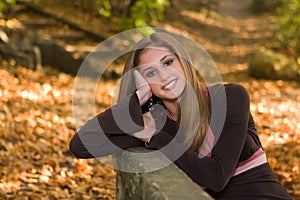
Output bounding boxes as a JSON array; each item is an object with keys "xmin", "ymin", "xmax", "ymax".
[{"xmin": 69, "ymin": 31, "xmax": 293, "ymax": 199}]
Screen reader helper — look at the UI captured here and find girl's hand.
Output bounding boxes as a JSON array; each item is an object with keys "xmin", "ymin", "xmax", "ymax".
[
  {"xmin": 134, "ymin": 70, "xmax": 152, "ymax": 105},
  {"xmin": 133, "ymin": 112, "xmax": 156, "ymax": 142}
]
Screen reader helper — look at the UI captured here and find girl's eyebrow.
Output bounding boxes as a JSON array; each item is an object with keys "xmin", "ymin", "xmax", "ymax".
[
  {"xmin": 141, "ymin": 65, "xmax": 153, "ymax": 75},
  {"xmin": 160, "ymin": 53, "xmax": 173, "ymax": 62},
  {"xmin": 140, "ymin": 53, "xmax": 174, "ymax": 74}
]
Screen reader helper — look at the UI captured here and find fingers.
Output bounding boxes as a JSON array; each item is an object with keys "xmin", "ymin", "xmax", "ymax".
[
  {"xmin": 143, "ymin": 112, "xmax": 156, "ymax": 129},
  {"xmin": 143, "ymin": 112, "xmax": 152, "ymax": 126},
  {"xmin": 133, "ymin": 70, "xmax": 152, "ymax": 105},
  {"xmin": 132, "ymin": 112, "xmax": 157, "ymax": 142},
  {"xmin": 133, "ymin": 70, "xmax": 147, "ymax": 89}
]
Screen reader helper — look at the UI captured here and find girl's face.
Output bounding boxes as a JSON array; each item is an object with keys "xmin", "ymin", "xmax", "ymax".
[{"xmin": 138, "ymin": 48, "xmax": 186, "ymax": 101}]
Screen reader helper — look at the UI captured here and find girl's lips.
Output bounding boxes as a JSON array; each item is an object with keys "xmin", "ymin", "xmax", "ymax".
[{"xmin": 162, "ymin": 79, "xmax": 177, "ymax": 91}]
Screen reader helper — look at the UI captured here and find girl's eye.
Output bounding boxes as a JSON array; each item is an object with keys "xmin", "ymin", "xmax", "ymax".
[
  {"xmin": 163, "ymin": 58, "xmax": 174, "ymax": 67},
  {"xmin": 146, "ymin": 69, "xmax": 157, "ymax": 78}
]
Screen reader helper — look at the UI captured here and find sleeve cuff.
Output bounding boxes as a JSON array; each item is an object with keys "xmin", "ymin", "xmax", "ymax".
[
  {"xmin": 147, "ymin": 131, "xmax": 175, "ymax": 149},
  {"xmin": 129, "ymin": 92, "xmax": 144, "ymax": 128}
]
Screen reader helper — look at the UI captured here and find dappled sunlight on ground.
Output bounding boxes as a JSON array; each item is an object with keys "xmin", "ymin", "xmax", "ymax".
[
  {"xmin": 1, "ymin": 0, "xmax": 299, "ymax": 198},
  {"xmin": 1, "ymin": 58, "xmax": 299, "ymax": 198},
  {"xmin": 0, "ymin": 63, "xmax": 116, "ymax": 199}
]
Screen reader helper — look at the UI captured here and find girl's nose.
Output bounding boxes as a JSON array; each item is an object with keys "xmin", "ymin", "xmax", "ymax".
[{"xmin": 158, "ymin": 68, "xmax": 170, "ymax": 83}]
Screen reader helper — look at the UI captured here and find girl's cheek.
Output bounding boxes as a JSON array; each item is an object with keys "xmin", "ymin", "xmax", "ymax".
[
  {"xmin": 149, "ymin": 84, "xmax": 156, "ymax": 91},
  {"xmin": 149, "ymin": 84, "xmax": 160, "ymax": 93}
]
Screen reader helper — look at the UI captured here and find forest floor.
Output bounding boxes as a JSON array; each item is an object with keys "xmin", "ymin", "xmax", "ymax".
[{"xmin": 0, "ymin": 0, "xmax": 300, "ymax": 199}]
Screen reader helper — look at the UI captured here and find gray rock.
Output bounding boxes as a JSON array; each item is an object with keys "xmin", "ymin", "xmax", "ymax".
[{"xmin": 248, "ymin": 48, "xmax": 300, "ymax": 80}]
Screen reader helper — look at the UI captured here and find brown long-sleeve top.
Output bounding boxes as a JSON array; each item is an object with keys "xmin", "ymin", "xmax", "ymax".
[{"xmin": 69, "ymin": 83, "xmax": 293, "ymax": 200}]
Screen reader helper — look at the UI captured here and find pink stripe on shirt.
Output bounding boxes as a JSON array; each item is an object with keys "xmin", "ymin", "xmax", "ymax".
[{"xmin": 233, "ymin": 148, "xmax": 267, "ymax": 176}]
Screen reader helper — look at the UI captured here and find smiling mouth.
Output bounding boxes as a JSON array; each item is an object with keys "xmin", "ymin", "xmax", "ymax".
[{"xmin": 162, "ymin": 79, "xmax": 177, "ymax": 91}]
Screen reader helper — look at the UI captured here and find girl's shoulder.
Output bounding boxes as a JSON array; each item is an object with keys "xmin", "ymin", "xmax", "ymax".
[
  {"xmin": 207, "ymin": 83, "xmax": 250, "ymax": 110},
  {"xmin": 208, "ymin": 83, "xmax": 249, "ymax": 97},
  {"xmin": 225, "ymin": 83, "xmax": 249, "ymax": 96},
  {"xmin": 207, "ymin": 83, "xmax": 251, "ymax": 128}
]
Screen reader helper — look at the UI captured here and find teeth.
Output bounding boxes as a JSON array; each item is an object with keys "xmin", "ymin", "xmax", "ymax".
[{"xmin": 164, "ymin": 80, "xmax": 176, "ymax": 89}]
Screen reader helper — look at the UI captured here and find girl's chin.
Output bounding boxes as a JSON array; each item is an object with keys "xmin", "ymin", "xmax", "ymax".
[
  {"xmin": 161, "ymin": 96, "xmax": 179, "ymax": 102},
  {"xmin": 158, "ymin": 91, "xmax": 183, "ymax": 101}
]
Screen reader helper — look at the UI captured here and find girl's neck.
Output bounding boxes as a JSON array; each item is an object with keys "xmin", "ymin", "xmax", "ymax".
[{"xmin": 163, "ymin": 100, "xmax": 179, "ymax": 121}]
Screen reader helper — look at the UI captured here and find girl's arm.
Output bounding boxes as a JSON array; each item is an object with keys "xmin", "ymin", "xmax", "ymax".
[
  {"xmin": 146, "ymin": 84, "xmax": 250, "ymax": 192},
  {"xmin": 69, "ymin": 92, "xmax": 145, "ymax": 158}
]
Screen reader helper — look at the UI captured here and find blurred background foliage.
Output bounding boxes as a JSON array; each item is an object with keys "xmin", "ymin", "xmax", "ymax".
[
  {"xmin": 0, "ymin": 0, "xmax": 15, "ymax": 14},
  {"xmin": 0, "ymin": 0, "xmax": 300, "ymax": 199},
  {"xmin": 93, "ymin": 0, "xmax": 170, "ymax": 29},
  {"xmin": 1, "ymin": 0, "xmax": 300, "ymax": 59},
  {"xmin": 99, "ymin": 0, "xmax": 300, "ymax": 61},
  {"xmin": 92, "ymin": 0, "xmax": 300, "ymax": 60},
  {"xmin": 249, "ymin": 0, "xmax": 300, "ymax": 59},
  {"xmin": 275, "ymin": 0, "xmax": 300, "ymax": 59}
]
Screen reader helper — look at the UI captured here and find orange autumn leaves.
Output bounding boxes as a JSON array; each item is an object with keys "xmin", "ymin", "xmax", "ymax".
[
  {"xmin": 0, "ymin": 60, "xmax": 299, "ymax": 198},
  {"xmin": 0, "ymin": 62, "xmax": 116, "ymax": 199}
]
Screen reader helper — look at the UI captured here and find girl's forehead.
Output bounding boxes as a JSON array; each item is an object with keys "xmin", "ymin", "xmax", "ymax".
[
  {"xmin": 140, "ymin": 46, "xmax": 171, "ymax": 54},
  {"xmin": 139, "ymin": 48, "xmax": 173, "ymax": 63}
]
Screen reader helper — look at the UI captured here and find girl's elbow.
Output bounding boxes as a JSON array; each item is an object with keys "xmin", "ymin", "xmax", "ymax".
[
  {"xmin": 209, "ymin": 181, "xmax": 227, "ymax": 192},
  {"xmin": 69, "ymin": 140, "xmax": 81, "ymax": 158},
  {"xmin": 69, "ymin": 134, "xmax": 89, "ymax": 159},
  {"xmin": 206, "ymin": 170, "xmax": 229, "ymax": 192}
]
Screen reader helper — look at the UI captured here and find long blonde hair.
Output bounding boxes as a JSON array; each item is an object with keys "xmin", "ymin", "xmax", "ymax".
[{"xmin": 118, "ymin": 31, "xmax": 210, "ymax": 151}]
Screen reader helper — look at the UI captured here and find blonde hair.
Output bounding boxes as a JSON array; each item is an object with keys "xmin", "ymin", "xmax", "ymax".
[{"xmin": 118, "ymin": 31, "xmax": 210, "ymax": 151}]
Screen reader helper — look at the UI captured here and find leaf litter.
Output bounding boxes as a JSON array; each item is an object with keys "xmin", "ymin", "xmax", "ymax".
[{"xmin": 0, "ymin": 59, "xmax": 299, "ymax": 199}]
